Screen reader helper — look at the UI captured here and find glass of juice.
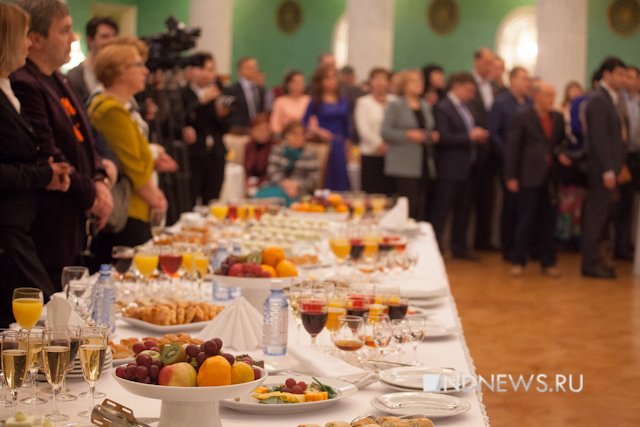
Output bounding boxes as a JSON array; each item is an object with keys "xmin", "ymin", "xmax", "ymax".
[
  {"xmin": 133, "ymin": 247, "xmax": 159, "ymax": 283},
  {"xmin": 12, "ymin": 288, "xmax": 43, "ymax": 330},
  {"xmin": 209, "ymin": 200, "xmax": 229, "ymax": 223}
]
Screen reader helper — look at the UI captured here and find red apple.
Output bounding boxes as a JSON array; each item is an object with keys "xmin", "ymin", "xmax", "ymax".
[
  {"xmin": 157, "ymin": 362, "xmax": 197, "ymax": 387},
  {"xmin": 228, "ymin": 263, "xmax": 243, "ymax": 277}
]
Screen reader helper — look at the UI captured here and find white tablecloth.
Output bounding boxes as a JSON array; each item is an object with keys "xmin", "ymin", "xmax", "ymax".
[{"xmin": 11, "ymin": 223, "xmax": 489, "ymax": 427}]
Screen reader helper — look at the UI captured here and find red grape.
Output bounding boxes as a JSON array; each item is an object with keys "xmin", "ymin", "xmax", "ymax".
[
  {"xmin": 136, "ymin": 354, "xmax": 152, "ymax": 368},
  {"xmin": 125, "ymin": 365, "xmax": 136, "ymax": 380},
  {"xmin": 280, "ymin": 387, "xmax": 291, "ymax": 393},
  {"xmin": 291, "ymin": 385, "xmax": 303, "ymax": 394},
  {"xmin": 140, "ymin": 376, "xmax": 152, "ymax": 384},
  {"xmin": 241, "ymin": 356, "xmax": 254, "ymax": 366},
  {"xmin": 143, "ymin": 340, "xmax": 156, "ymax": 350},
  {"xmin": 115, "ymin": 366, "xmax": 126, "ymax": 379},
  {"xmin": 196, "ymin": 352, "xmax": 208, "ymax": 365},
  {"xmin": 203, "ymin": 340, "xmax": 218, "ymax": 356},
  {"xmin": 212, "ymin": 338, "xmax": 223, "ymax": 350},
  {"xmin": 252, "ymin": 367, "xmax": 262, "ymax": 380},
  {"xmin": 186, "ymin": 345, "xmax": 200, "ymax": 358},
  {"xmin": 132, "ymin": 343, "xmax": 146, "ymax": 355},
  {"xmin": 135, "ymin": 365, "xmax": 149, "ymax": 380},
  {"xmin": 285, "ymin": 378, "xmax": 297, "ymax": 388},
  {"xmin": 149, "ymin": 364, "xmax": 160, "ymax": 379},
  {"xmin": 150, "ymin": 347, "xmax": 160, "ymax": 353},
  {"xmin": 220, "ymin": 353, "xmax": 234, "ymax": 365},
  {"xmin": 297, "ymin": 381, "xmax": 307, "ymax": 391}
]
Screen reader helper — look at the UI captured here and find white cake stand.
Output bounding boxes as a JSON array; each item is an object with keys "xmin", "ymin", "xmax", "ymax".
[{"xmin": 112, "ymin": 368, "xmax": 267, "ymax": 427}]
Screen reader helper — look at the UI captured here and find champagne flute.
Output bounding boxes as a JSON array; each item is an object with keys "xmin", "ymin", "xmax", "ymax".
[
  {"xmin": 150, "ymin": 207, "xmax": 167, "ymax": 239},
  {"xmin": 288, "ymin": 281, "xmax": 310, "ymax": 342},
  {"xmin": 1, "ymin": 330, "xmax": 27, "ymax": 416},
  {"xmin": 193, "ymin": 251, "xmax": 210, "ymax": 301},
  {"xmin": 299, "ymin": 292, "xmax": 328, "ymax": 347},
  {"xmin": 78, "ymin": 326, "xmax": 108, "ymax": 417},
  {"xmin": 57, "ymin": 326, "xmax": 80, "ymax": 402},
  {"xmin": 12, "ymin": 288, "xmax": 43, "ymax": 329},
  {"xmin": 19, "ymin": 328, "xmax": 46, "ymax": 405},
  {"xmin": 42, "ymin": 329, "xmax": 70, "ymax": 422},
  {"xmin": 0, "ymin": 329, "xmax": 13, "ymax": 408}
]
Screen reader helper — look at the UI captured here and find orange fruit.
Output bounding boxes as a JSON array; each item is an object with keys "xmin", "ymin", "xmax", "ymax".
[
  {"xmin": 310, "ymin": 204, "xmax": 325, "ymax": 213},
  {"xmin": 230, "ymin": 361, "xmax": 255, "ymax": 384},
  {"xmin": 276, "ymin": 259, "xmax": 298, "ymax": 277},
  {"xmin": 197, "ymin": 355, "xmax": 231, "ymax": 386},
  {"xmin": 261, "ymin": 264, "xmax": 277, "ymax": 277},
  {"xmin": 327, "ymin": 193, "xmax": 343, "ymax": 206},
  {"xmin": 335, "ymin": 204, "xmax": 349, "ymax": 213},
  {"xmin": 262, "ymin": 246, "xmax": 285, "ymax": 267},
  {"xmin": 294, "ymin": 202, "xmax": 311, "ymax": 212}
]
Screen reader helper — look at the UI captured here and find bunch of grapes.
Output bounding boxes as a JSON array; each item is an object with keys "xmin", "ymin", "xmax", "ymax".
[
  {"xmin": 115, "ymin": 340, "xmax": 164, "ymax": 384},
  {"xmin": 184, "ymin": 338, "xmax": 262, "ymax": 380},
  {"xmin": 216, "ymin": 255, "xmax": 240, "ymax": 275},
  {"xmin": 279, "ymin": 377, "xmax": 308, "ymax": 394}
]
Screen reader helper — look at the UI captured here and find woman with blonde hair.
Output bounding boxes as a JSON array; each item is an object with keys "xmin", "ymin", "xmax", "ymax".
[
  {"xmin": 0, "ymin": 2, "xmax": 71, "ymax": 326},
  {"xmin": 88, "ymin": 38, "xmax": 167, "ymax": 262}
]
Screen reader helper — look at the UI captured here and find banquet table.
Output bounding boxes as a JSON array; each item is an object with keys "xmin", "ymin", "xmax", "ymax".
[{"xmin": 5, "ymin": 223, "xmax": 489, "ymax": 427}]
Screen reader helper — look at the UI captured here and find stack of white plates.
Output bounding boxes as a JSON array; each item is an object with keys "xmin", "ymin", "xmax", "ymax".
[
  {"xmin": 66, "ymin": 347, "xmax": 112, "ymax": 380},
  {"xmin": 379, "ymin": 366, "xmax": 472, "ymax": 394}
]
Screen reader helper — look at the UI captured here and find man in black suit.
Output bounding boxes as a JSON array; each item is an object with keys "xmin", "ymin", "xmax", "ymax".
[
  {"xmin": 488, "ymin": 67, "xmax": 532, "ymax": 261},
  {"xmin": 581, "ymin": 57, "xmax": 627, "ymax": 279},
  {"xmin": 181, "ymin": 53, "xmax": 230, "ymax": 207},
  {"xmin": 431, "ymin": 72, "xmax": 489, "ymax": 260},
  {"xmin": 11, "ymin": 0, "xmax": 113, "ymax": 288},
  {"xmin": 469, "ymin": 47, "xmax": 499, "ymax": 251},
  {"xmin": 225, "ymin": 56, "xmax": 265, "ymax": 133},
  {"xmin": 66, "ymin": 16, "xmax": 119, "ymax": 103},
  {"xmin": 505, "ymin": 81, "xmax": 570, "ymax": 277}
]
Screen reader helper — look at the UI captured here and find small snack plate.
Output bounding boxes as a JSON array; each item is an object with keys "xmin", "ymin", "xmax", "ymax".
[
  {"xmin": 423, "ymin": 321, "xmax": 458, "ymax": 339},
  {"xmin": 379, "ymin": 367, "xmax": 472, "ymax": 393},
  {"xmin": 120, "ymin": 316, "xmax": 211, "ymax": 333},
  {"xmin": 371, "ymin": 392, "xmax": 471, "ymax": 418},
  {"xmin": 220, "ymin": 375, "xmax": 357, "ymax": 414}
]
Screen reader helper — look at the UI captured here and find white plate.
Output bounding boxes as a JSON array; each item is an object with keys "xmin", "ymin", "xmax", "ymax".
[
  {"xmin": 112, "ymin": 357, "xmax": 134, "ymax": 367},
  {"xmin": 220, "ymin": 375, "xmax": 358, "ymax": 414},
  {"xmin": 423, "ymin": 321, "xmax": 457, "ymax": 338},
  {"xmin": 286, "ymin": 210, "xmax": 350, "ymax": 221},
  {"xmin": 120, "ymin": 316, "xmax": 211, "ymax": 333},
  {"xmin": 371, "ymin": 392, "xmax": 471, "ymax": 418},
  {"xmin": 211, "ymin": 275, "xmax": 298, "ymax": 290},
  {"xmin": 410, "ymin": 296, "xmax": 446, "ymax": 309},
  {"xmin": 379, "ymin": 367, "xmax": 471, "ymax": 393}
]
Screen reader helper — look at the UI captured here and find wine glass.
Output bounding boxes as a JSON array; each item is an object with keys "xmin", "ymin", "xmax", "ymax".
[
  {"xmin": 377, "ymin": 284, "xmax": 409, "ymax": 321},
  {"xmin": 363, "ymin": 313, "xmax": 392, "ymax": 359},
  {"xmin": 331, "ymin": 315, "xmax": 365, "ymax": 362},
  {"xmin": 288, "ymin": 281, "xmax": 310, "ymax": 342},
  {"xmin": 67, "ymin": 280, "xmax": 95, "ymax": 323},
  {"xmin": 391, "ymin": 319, "xmax": 410, "ymax": 362},
  {"xmin": 407, "ymin": 317, "xmax": 426, "ymax": 365},
  {"xmin": 193, "ymin": 250, "xmax": 210, "ymax": 301},
  {"xmin": 1, "ymin": 330, "xmax": 28, "ymax": 416},
  {"xmin": 209, "ymin": 200, "xmax": 229, "ymax": 223},
  {"xmin": 111, "ymin": 246, "xmax": 134, "ymax": 281},
  {"xmin": 42, "ymin": 328, "xmax": 71, "ymax": 422},
  {"xmin": 329, "ymin": 228, "xmax": 351, "ymax": 268},
  {"xmin": 299, "ymin": 292, "xmax": 328, "ymax": 346},
  {"xmin": 57, "ymin": 326, "xmax": 80, "ymax": 402},
  {"xmin": 134, "ymin": 247, "xmax": 159, "ymax": 284},
  {"xmin": 0, "ymin": 329, "xmax": 13, "ymax": 408},
  {"xmin": 326, "ymin": 289, "xmax": 348, "ymax": 335},
  {"xmin": 61, "ymin": 266, "xmax": 89, "ymax": 297},
  {"xmin": 78, "ymin": 326, "xmax": 108, "ymax": 418},
  {"xmin": 159, "ymin": 246, "xmax": 183, "ymax": 280},
  {"xmin": 12, "ymin": 288, "xmax": 44, "ymax": 329},
  {"xmin": 19, "ymin": 328, "xmax": 46, "ymax": 405},
  {"xmin": 150, "ymin": 207, "xmax": 167, "ymax": 239}
]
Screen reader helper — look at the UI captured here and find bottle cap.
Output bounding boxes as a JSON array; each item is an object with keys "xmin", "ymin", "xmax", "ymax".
[
  {"xmin": 99, "ymin": 264, "xmax": 111, "ymax": 274},
  {"xmin": 270, "ymin": 280, "xmax": 284, "ymax": 291}
]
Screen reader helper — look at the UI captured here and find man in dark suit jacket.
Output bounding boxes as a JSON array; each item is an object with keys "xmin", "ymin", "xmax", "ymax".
[
  {"xmin": 66, "ymin": 16, "xmax": 119, "ymax": 103},
  {"xmin": 487, "ymin": 67, "xmax": 532, "ymax": 261},
  {"xmin": 469, "ymin": 48, "xmax": 499, "ymax": 251},
  {"xmin": 181, "ymin": 53, "xmax": 230, "ymax": 207},
  {"xmin": 581, "ymin": 57, "xmax": 627, "ymax": 279},
  {"xmin": 11, "ymin": 0, "xmax": 113, "ymax": 288},
  {"xmin": 224, "ymin": 56, "xmax": 265, "ymax": 133},
  {"xmin": 431, "ymin": 72, "xmax": 489, "ymax": 259},
  {"xmin": 505, "ymin": 81, "xmax": 569, "ymax": 277}
]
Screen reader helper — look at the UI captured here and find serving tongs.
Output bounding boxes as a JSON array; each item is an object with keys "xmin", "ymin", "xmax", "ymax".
[{"xmin": 91, "ymin": 399, "xmax": 158, "ymax": 427}]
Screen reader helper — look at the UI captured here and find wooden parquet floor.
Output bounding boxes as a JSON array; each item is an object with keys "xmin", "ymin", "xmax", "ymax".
[{"xmin": 446, "ymin": 251, "xmax": 640, "ymax": 427}]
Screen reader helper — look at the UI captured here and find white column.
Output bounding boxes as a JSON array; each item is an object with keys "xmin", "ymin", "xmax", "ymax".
[
  {"xmin": 189, "ymin": 0, "xmax": 233, "ymax": 76},
  {"xmin": 346, "ymin": 0, "xmax": 394, "ymax": 81},
  {"xmin": 536, "ymin": 0, "xmax": 588, "ymax": 98}
]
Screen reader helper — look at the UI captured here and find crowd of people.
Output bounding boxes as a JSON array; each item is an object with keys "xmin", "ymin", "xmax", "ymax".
[{"xmin": 0, "ymin": 0, "xmax": 638, "ymax": 325}]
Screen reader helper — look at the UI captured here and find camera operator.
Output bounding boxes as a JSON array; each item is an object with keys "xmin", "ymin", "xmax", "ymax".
[{"xmin": 181, "ymin": 52, "xmax": 230, "ymax": 207}]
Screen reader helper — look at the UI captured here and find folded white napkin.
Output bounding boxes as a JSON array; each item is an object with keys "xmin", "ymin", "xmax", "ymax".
[
  {"xmin": 287, "ymin": 344, "xmax": 378, "ymax": 389},
  {"xmin": 379, "ymin": 197, "xmax": 409, "ymax": 229},
  {"xmin": 45, "ymin": 292, "xmax": 86, "ymax": 329},
  {"xmin": 197, "ymin": 297, "xmax": 262, "ymax": 351}
]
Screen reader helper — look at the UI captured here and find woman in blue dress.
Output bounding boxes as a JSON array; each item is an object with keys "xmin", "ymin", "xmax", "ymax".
[{"xmin": 303, "ymin": 65, "xmax": 351, "ymax": 191}]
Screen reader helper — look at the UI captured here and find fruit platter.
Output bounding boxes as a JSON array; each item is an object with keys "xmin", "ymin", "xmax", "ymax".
[
  {"xmin": 220, "ymin": 375, "xmax": 357, "ymax": 415},
  {"xmin": 113, "ymin": 336, "xmax": 267, "ymax": 427}
]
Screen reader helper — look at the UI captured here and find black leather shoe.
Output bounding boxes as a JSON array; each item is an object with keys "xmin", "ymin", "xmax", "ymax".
[
  {"xmin": 582, "ymin": 265, "xmax": 616, "ymax": 279},
  {"xmin": 453, "ymin": 251, "xmax": 480, "ymax": 261}
]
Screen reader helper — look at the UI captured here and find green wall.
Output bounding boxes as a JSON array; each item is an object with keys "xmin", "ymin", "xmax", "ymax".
[
  {"xmin": 393, "ymin": 0, "xmax": 535, "ymax": 73},
  {"xmin": 587, "ymin": 0, "xmax": 640, "ymax": 77},
  {"xmin": 66, "ymin": 0, "xmax": 190, "ymax": 50},
  {"xmin": 232, "ymin": 0, "xmax": 346, "ymax": 86}
]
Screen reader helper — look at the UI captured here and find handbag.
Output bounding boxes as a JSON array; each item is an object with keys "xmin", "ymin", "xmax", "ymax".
[{"xmin": 104, "ymin": 174, "xmax": 131, "ymax": 233}]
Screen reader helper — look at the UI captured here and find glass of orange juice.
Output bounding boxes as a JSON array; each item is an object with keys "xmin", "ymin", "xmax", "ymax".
[
  {"xmin": 133, "ymin": 247, "xmax": 159, "ymax": 282},
  {"xmin": 209, "ymin": 200, "xmax": 229, "ymax": 223},
  {"xmin": 12, "ymin": 288, "xmax": 43, "ymax": 329},
  {"xmin": 329, "ymin": 227, "xmax": 351, "ymax": 268},
  {"xmin": 326, "ymin": 291, "xmax": 347, "ymax": 333}
]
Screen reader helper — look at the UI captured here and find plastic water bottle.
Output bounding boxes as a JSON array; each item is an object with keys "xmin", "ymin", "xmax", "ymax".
[
  {"xmin": 263, "ymin": 281, "xmax": 289, "ymax": 356},
  {"xmin": 212, "ymin": 245, "xmax": 230, "ymax": 301},
  {"xmin": 92, "ymin": 264, "xmax": 117, "ymax": 333}
]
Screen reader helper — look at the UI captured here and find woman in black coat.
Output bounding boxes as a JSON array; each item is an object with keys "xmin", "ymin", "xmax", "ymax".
[{"xmin": 0, "ymin": 3, "xmax": 71, "ymax": 327}]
